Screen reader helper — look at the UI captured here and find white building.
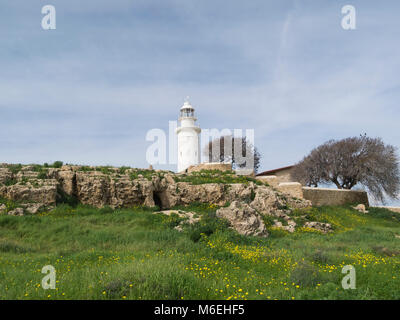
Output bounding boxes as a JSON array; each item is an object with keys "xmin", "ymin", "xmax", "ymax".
[{"xmin": 176, "ymin": 99, "xmax": 201, "ymax": 172}]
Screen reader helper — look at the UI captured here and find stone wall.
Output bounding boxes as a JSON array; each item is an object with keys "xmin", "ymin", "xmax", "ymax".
[
  {"xmin": 256, "ymin": 175, "xmax": 279, "ymax": 187},
  {"xmin": 187, "ymin": 162, "xmax": 232, "ymax": 173},
  {"xmin": 257, "ymin": 168, "xmax": 295, "ymax": 183},
  {"xmin": 302, "ymin": 187, "xmax": 369, "ymax": 207},
  {"xmin": 256, "ymin": 177, "xmax": 302, "ymax": 199},
  {"xmin": 274, "ymin": 169, "xmax": 294, "ymax": 183},
  {"xmin": 256, "ymin": 177, "xmax": 369, "ymax": 206},
  {"xmin": 277, "ymin": 182, "xmax": 303, "ymax": 199}
]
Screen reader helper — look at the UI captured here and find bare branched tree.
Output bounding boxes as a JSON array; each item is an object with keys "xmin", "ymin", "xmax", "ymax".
[
  {"xmin": 203, "ymin": 135, "xmax": 261, "ymax": 173},
  {"xmin": 292, "ymin": 135, "xmax": 400, "ymax": 202}
]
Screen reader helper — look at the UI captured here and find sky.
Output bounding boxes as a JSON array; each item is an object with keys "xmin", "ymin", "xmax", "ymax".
[{"xmin": 0, "ymin": 1, "xmax": 399, "ymax": 205}]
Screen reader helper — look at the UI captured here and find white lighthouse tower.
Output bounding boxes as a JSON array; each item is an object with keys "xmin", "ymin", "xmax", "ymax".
[{"xmin": 176, "ymin": 98, "xmax": 201, "ymax": 172}]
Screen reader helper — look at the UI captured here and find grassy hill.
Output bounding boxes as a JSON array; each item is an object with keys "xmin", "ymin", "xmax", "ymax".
[{"xmin": 0, "ymin": 203, "xmax": 399, "ymax": 300}]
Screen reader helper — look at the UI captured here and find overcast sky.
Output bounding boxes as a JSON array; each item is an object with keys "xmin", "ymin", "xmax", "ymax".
[{"xmin": 1, "ymin": 1, "xmax": 399, "ymax": 204}]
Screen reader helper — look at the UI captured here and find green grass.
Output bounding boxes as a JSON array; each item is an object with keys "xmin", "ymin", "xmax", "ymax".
[
  {"xmin": 174, "ymin": 170, "xmax": 265, "ymax": 185},
  {"xmin": 129, "ymin": 169, "xmax": 157, "ymax": 181},
  {"xmin": 0, "ymin": 205, "xmax": 399, "ymax": 300},
  {"xmin": 4, "ymin": 178, "xmax": 18, "ymax": 186}
]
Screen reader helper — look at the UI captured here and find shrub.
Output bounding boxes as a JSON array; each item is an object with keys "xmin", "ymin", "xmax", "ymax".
[
  {"xmin": 52, "ymin": 161, "xmax": 63, "ymax": 168},
  {"xmin": 188, "ymin": 225, "xmax": 214, "ymax": 243},
  {"xmin": 262, "ymin": 215, "xmax": 275, "ymax": 227},
  {"xmin": 79, "ymin": 166, "xmax": 92, "ymax": 172},
  {"xmin": 119, "ymin": 166, "xmax": 130, "ymax": 174},
  {"xmin": 7, "ymin": 164, "xmax": 22, "ymax": 174},
  {"xmin": 30, "ymin": 164, "xmax": 42, "ymax": 172},
  {"xmin": 250, "ymin": 189, "xmax": 256, "ymax": 201},
  {"xmin": 37, "ymin": 171, "xmax": 48, "ymax": 179},
  {"xmin": 20, "ymin": 177, "xmax": 29, "ymax": 185},
  {"xmin": 4, "ymin": 178, "xmax": 17, "ymax": 186},
  {"xmin": 99, "ymin": 166, "xmax": 112, "ymax": 175},
  {"xmin": 187, "ymin": 212, "xmax": 228, "ymax": 242}
]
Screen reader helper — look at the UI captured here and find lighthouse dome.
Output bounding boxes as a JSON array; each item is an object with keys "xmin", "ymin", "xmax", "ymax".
[{"xmin": 180, "ymin": 100, "xmax": 195, "ymax": 118}]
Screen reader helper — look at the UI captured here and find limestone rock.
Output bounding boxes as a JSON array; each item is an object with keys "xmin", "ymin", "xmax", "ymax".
[
  {"xmin": 8, "ymin": 208, "xmax": 24, "ymax": 216},
  {"xmin": 21, "ymin": 203, "xmax": 43, "ymax": 214},
  {"xmin": 1, "ymin": 184, "xmax": 57, "ymax": 207},
  {"xmin": 16, "ymin": 171, "xmax": 38, "ymax": 180},
  {"xmin": 250, "ymin": 187, "xmax": 282, "ymax": 215},
  {"xmin": 56, "ymin": 170, "xmax": 76, "ymax": 196},
  {"xmin": 273, "ymin": 216, "xmax": 297, "ymax": 233},
  {"xmin": 0, "ymin": 164, "xmax": 317, "ymax": 231},
  {"xmin": 216, "ymin": 201, "xmax": 268, "ymax": 237},
  {"xmin": 164, "ymin": 183, "xmax": 227, "ymax": 208},
  {"xmin": 304, "ymin": 221, "xmax": 333, "ymax": 233},
  {"xmin": 0, "ymin": 203, "xmax": 6, "ymax": 213},
  {"xmin": 0, "ymin": 168, "xmax": 13, "ymax": 184},
  {"xmin": 286, "ymin": 197, "xmax": 312, "ymax": 210},
  {"xmin": 353, "ymin": 204, "xmax": 368, "ymax": 214},
  {"xmin": 248, "ymin": 186, "xmax": 309, "ymax": 216},
  {"xmin": 155, "ymin": 210, "xmax": 200, "ymax": 232}
]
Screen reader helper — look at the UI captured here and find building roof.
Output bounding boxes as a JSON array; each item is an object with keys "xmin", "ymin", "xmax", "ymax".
[{"xmin": 256, "ymin": 165, "xmax": 295, "ymax": 176}]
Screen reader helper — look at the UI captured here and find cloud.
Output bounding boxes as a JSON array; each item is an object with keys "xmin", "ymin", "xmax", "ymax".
[{"xmin": 0, "ymin": 1, "xmax": 399, "ymax": 204}]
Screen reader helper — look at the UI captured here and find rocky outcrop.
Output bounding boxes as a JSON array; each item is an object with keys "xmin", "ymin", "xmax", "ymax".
[
  {"xmin": 0, "ymin": 168, "xmax": 13, "ymax": 184},
  {"xmin": 304, "ymin": 221, "xmax": 333, "ymax": 233},
  {"xmin": 216, "ymin": 201, "xmax": 268, "ymax": 237},
  {"xmin": 20, "ymin": 203, "xmax": 43, "ymax": 214},
  {"xmin": 0, "ymin": 165, "xmax": 311, "ymax": 211},
  {"xmin": 0, "ymin": 184, "xmax": 57, "ymax": 207},
  {"xmin": 353, "ymin": 204, "xmax": 368, "ymax": 214},
  {"xmin": 272, "ymin": 214, "xmax": 297, "ymax": 233},
  {"xmin": 8, "ymin": 208, "xmax": 24, "ymax": 216},
  {"xmin": 155, "ymin": 210, "xmax": 200, "ymax": 232},
  {"xmin": 0, "ymin": 164, "xmax": 319, "ymax": 235}
]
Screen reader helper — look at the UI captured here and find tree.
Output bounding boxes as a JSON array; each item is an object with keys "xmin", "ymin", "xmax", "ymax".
[
  {"xmin": 292, "ymin": 135, "xmax": 400, "ymax": 202},
  {"xmin": 203, "ymin": 135, "xmax": 261, "ymax": 173}
]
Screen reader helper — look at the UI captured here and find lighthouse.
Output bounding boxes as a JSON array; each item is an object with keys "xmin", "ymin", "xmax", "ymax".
[{"xmin": 176, "ymin": 99, "xmax": 201, "ymax": 172}]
